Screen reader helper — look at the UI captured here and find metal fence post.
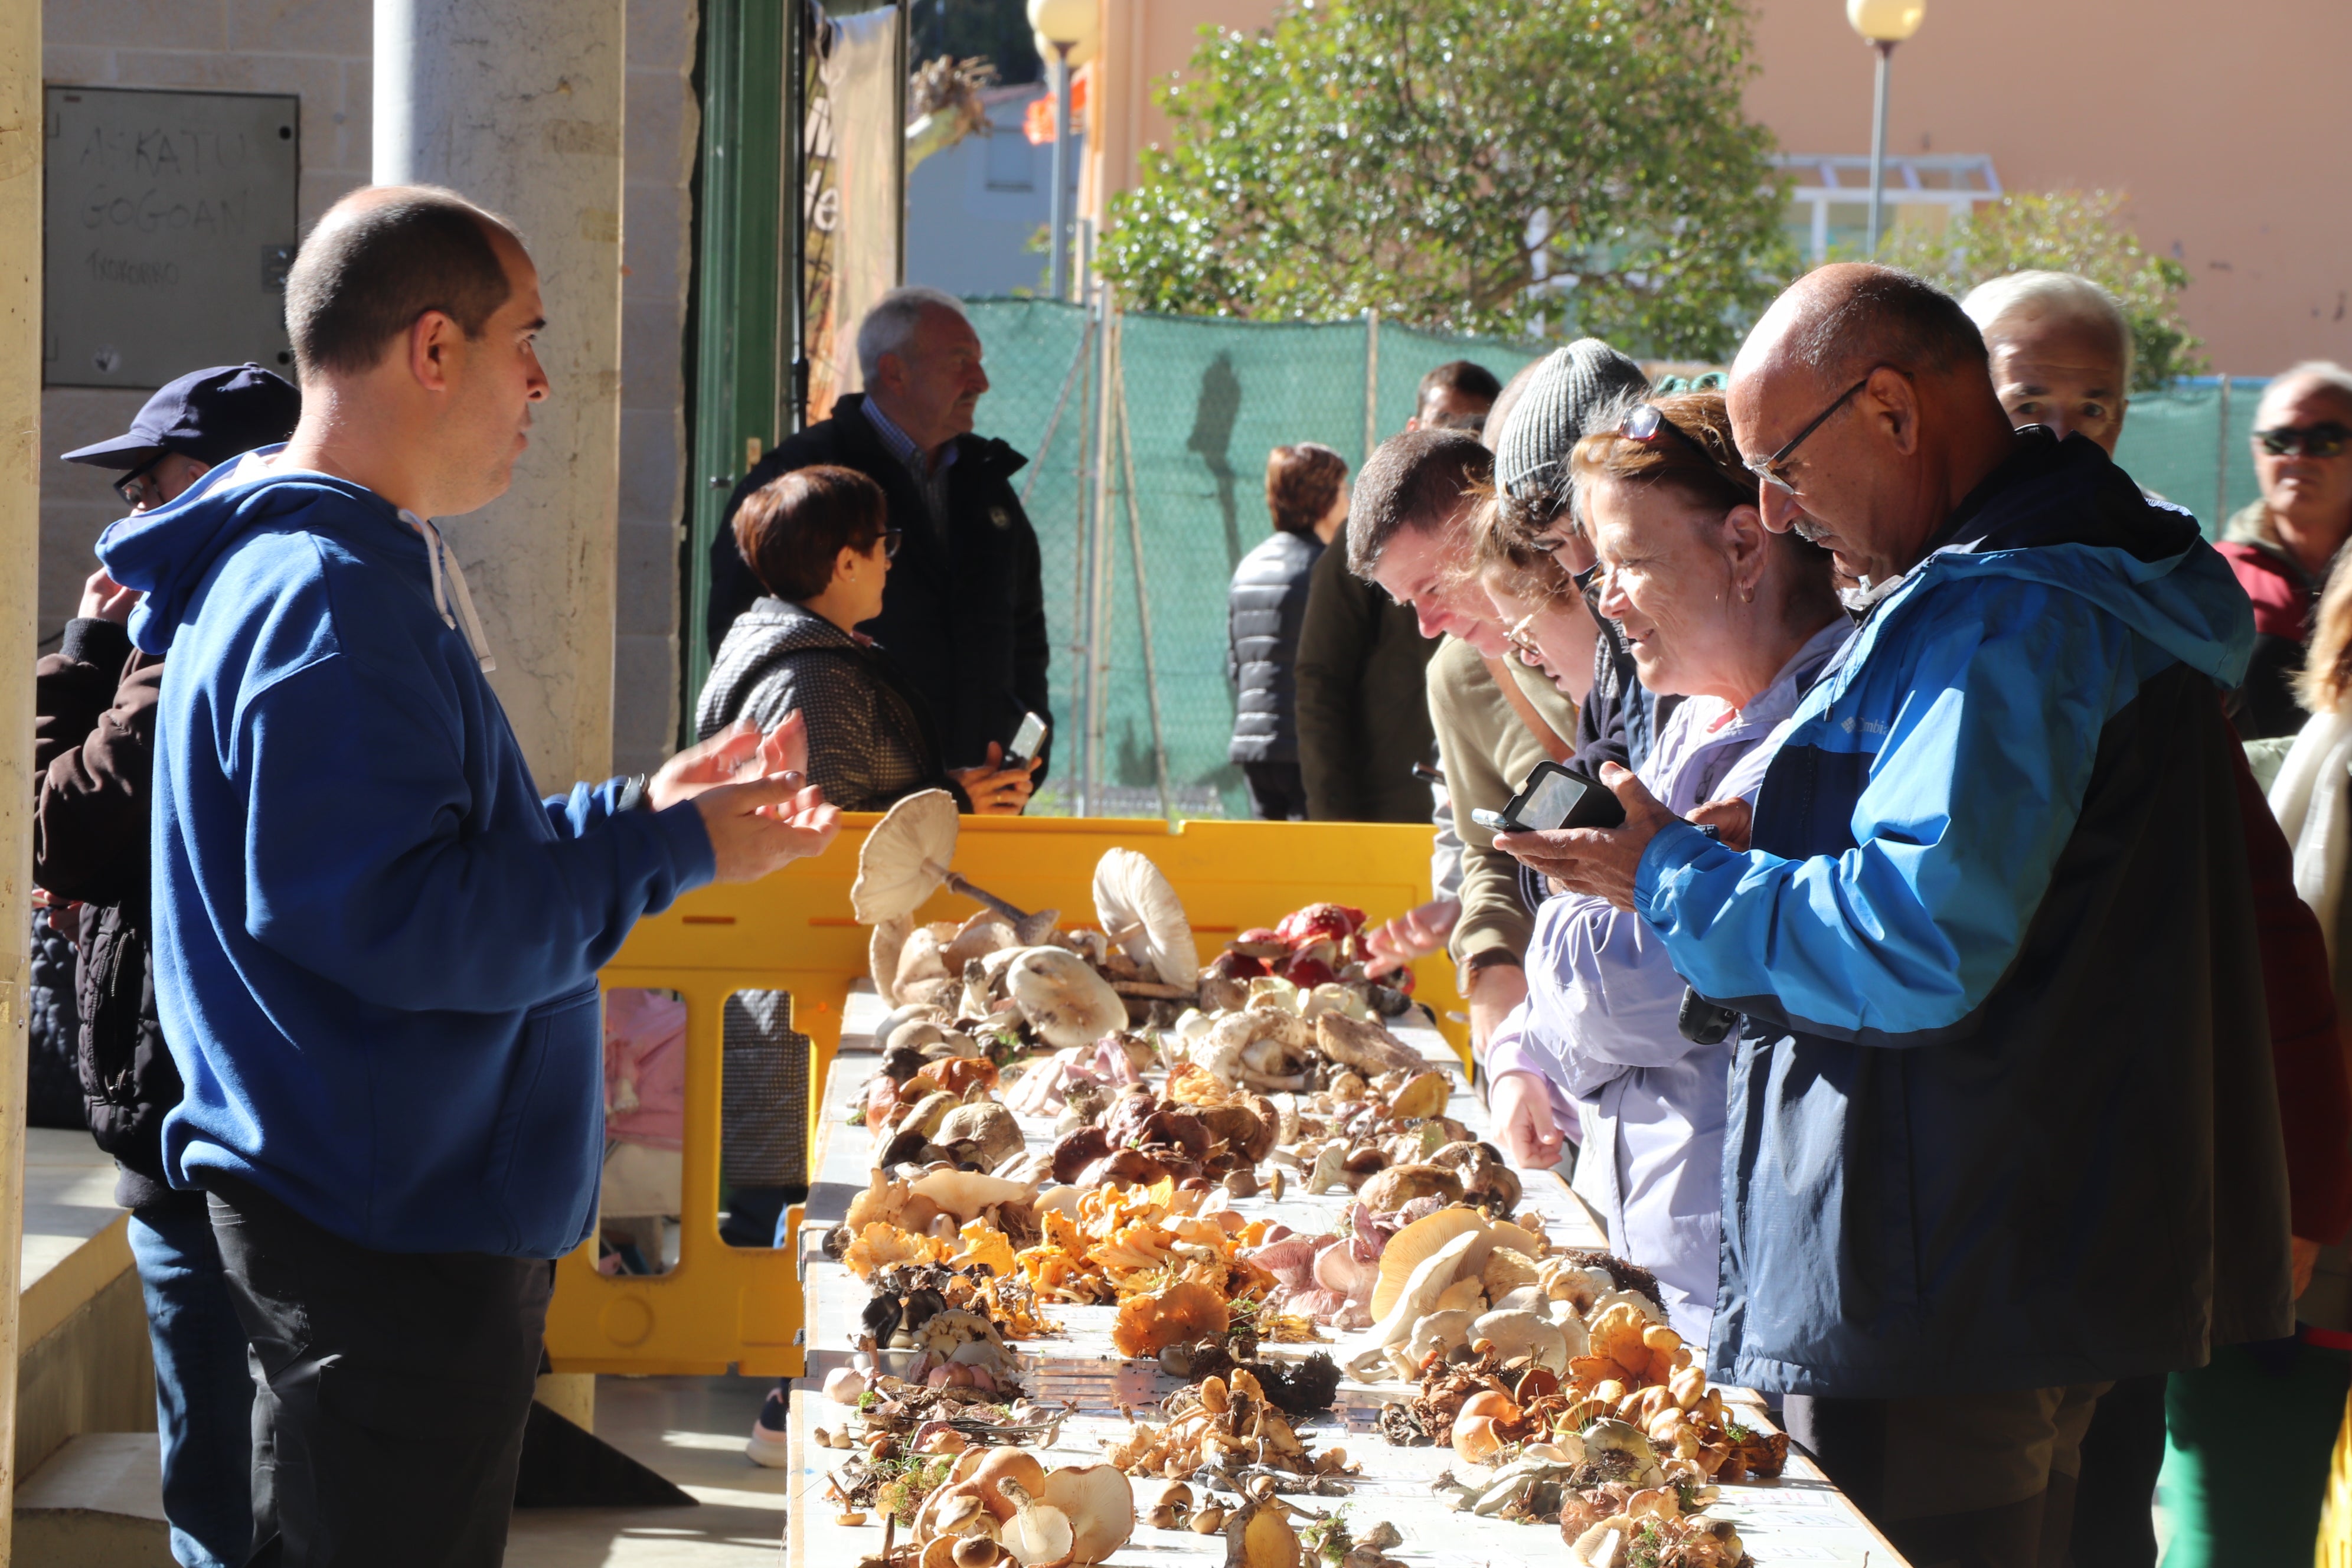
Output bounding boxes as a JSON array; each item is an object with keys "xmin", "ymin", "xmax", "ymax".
[
  {"xmin": 2216, "ymin": 376, "xmax": 2233, "ymax": 533},
  {"xmin": 1113, "ymin": 354, "xmax": 1176, "ymax": 821},
  {"xmin": 1084, "ymin": 291, "xmax": 1120, "ymax": 815}
]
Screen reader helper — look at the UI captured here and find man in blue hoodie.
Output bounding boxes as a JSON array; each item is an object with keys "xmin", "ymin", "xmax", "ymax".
[
  {"xmin": 99, "ymin": 185, "xmax": 842, "ymax": 1567},
  {"xmin": 1508, "ymin": 264, "xmax": 2292, "ymax": 1568}
]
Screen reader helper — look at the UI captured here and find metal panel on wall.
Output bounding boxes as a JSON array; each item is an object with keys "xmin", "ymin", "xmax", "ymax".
[{"xmin": 43, "ymin": 86, "xmax": 300, "ymax": 390}]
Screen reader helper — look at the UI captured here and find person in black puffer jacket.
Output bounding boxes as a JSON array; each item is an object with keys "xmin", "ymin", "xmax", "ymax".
[
  {"xmin": 699, "ymin": 465, "xmax": 1040, "ymax": 815},
  {"xmin": 24, "ymin": 907, "xmax": 86, "ymax": 1129},
  {"xmin": 1228, "ymin": 443, "xmax": 1350, "ymax": 819}
]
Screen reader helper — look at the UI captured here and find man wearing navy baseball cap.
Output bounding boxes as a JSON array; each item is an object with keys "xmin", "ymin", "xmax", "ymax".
[{"xmin": 38, "ymin": 362, "xmax": 298, "ymax": 1568}]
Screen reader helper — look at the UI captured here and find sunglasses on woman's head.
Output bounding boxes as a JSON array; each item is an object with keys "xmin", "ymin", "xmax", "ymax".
[
  {"xmin": 2256, "ymin": 423, "xmax": 2352, "ymax": 459},
  {"xmin": 1620, "ymin": 403, "xmax": 1748, "ymax": 488}
]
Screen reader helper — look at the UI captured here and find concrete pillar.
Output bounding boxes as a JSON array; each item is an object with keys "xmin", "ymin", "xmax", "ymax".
[
  {"xmin": 0, "ymin": 0, "xmax": 41, "ymax": 1543},
  {"xmin": 373, "ymin": 0, "xmax": 627, "ymax": 791},
  {"xmin": 374, "ymin": 0, "xmax": 622, "ymax": 1431}
]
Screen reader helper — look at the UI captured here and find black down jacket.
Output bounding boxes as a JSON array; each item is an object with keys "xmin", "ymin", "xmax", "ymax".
[
  {"xmin": 33, "ymin": 617, "xmax": 182, "ymax": 1210},
  {"xmin": 1226, "ymin": 530, "xmax": 1324, "ymax": 765}
]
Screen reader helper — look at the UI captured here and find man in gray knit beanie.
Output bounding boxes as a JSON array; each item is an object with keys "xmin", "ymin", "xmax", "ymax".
[{"xmin": 1494, "ymin": 337, "xmax": 1652, "ymax": 521}]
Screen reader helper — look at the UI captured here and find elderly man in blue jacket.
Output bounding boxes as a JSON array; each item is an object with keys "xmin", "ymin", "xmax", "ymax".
[{"xmin": 1511, "ymin": 264, "xmax": 2292, "ymax": 1568}]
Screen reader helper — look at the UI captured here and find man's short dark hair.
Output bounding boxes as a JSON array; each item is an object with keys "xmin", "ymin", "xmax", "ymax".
[
  {"xmin": 734, "ymin": 465, "xmax": 890, "ymax": 601},
  {"xmin": 1346, "ymin": 427, "xmax": 1493, "ymax": 578},
  {"xmin": 1418, "ymin": 359, "xmax": 1503, "ymax": 409},
  {"xmin": 285, "ymin": 187, "xmax": 519, "ymax": 379},
  {"xmin": 1789, "ymin": 266, "xmax": 1988, "ymax": 384}
]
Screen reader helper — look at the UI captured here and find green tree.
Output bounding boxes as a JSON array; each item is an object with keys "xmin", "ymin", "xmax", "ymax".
[
  {"xmin": 1096, "ymin": 0, "xmax": 1795, "ymax": 360},
  {"xmin": 1883, "ymin": 191, "xmax": 2206, "ymax": 391}
]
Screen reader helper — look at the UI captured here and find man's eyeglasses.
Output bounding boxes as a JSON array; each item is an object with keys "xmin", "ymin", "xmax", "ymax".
[
  {"xmin": 114, "ymin": 452, "xmax": 168, "ymax": 510},
  {"xmin": 1503, "ymin": 611, "xmax": 1543, "ymax": 662},
  {"xmin": 2256, "ymin": 423, "xmax": 2352, "ymax": 459},
  {"xmin": 1745, "ymin": 373, "xmax": 1875, "ymax": 496}
]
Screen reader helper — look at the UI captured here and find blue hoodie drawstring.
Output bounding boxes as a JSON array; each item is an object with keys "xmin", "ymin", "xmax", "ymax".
[{"xmin": 401, "ymin": 511, "xmax": 497, "ymax": 674}]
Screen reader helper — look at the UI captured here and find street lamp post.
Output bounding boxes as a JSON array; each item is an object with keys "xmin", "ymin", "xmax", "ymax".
[
  {"xmin": 1027, "ymin": 0, "xmax": 1097, "ymax": 300},
  {"xmin": 1846, "ymin": 0, "xmax": 1926, "ymax": 256}
]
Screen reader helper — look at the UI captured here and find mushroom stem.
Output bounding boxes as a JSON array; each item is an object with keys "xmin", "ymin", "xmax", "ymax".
[{"xmin": 944, "ymin": 872, "xmax": 1060, "ymax": 945}]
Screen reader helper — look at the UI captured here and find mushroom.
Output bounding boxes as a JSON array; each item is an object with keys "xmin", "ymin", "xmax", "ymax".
[
  {"xmin": 850, "ymin": 789, "xmax": 1060, "ymax": 945},
  {"xmin": 1040, "ymin": 1465, "xmax": 1135, "ymax": 1565},
  {"xmin": 1471, "ymin": 1308, "xmax": 1570, "ymax": 1372},
  {"xmin": 1109, "ymin": 1280, "xmax": 1229, "ymax": 1358},
  {"xmin": 1138, "ymin": 1479, "xmax": 1193, "ymax": 1530},
  {"xmin": 1368, "ymin": 1210, "xmax": 1489, "ymax": 1321},
  {"xmin": 1403, "ymin": 1306, "xmax": 1479, "ymax": 1366},
  {"xmin": 1005, "ymin": 949, "xmax": 1126, "ymax": 1048},
  {"xmin": 936, "ymin": 1102, "xmax": 1025, "ymax": 1170},
  {"xmin": 997, "ymin": 1477, "xmax": 1076, "ymax": 1568},
  {"xmin": 911, "ymin": 1168, "xmax": 1038, "ymax": 1221},
  {"xmin": 824, "ymin": 1366, "xmax": 867, "ymax": 1404},
  {"xmin": 1364, "ymin": 1227, "xmax": 1483, "ymax": 1351},
  {"xmin": 1387, "ymin": 1072, "xmax": 1452, "ymax": 1122},
  {"xmin": 1355, "ymin": 1162, "xmax": 1464, "ymax": 1211},
  {"xmin": 871, "ymin": 916, "xmax": 914, "ymax": 1005},
  {"xmin": 945, "ymin": 911, "xmax": 1019, "ymax": 971},
  {"xmin": 1314, "ymin": 1011, "xmax": 1426, "ymax": 1077},
  {"xmin": 1091, "ymin": 849, "xmax": 1198, "ymax": 989},
  {"xmin": 1222, "ymin": 1498, "xmax": 1301, "ymax": 1568}
]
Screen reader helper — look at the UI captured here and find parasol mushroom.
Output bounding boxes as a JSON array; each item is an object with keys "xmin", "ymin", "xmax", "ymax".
[
  {"xmin": 1005, "ymin": 949, "xmax": 1126, "ymax": 1049},
  {"xmin": 851, "ymin": 791, "xmax": 1060, "ymax": 947},
  {"xmin": 1091, "ymin": 849, "xmax": 1198, "ymax": 989}
]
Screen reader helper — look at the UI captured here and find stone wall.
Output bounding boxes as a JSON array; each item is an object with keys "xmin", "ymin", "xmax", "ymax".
[{"xmin": 38, "ymin": 0, "xmax": 694, "ymax": 772}]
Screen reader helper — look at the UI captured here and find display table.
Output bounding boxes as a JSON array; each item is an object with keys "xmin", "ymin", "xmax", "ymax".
[{"xmin": 779, "ymin": 989, "xmax": 1909, "ymax": 1567}]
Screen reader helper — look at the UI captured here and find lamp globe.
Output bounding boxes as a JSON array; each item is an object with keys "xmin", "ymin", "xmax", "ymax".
[{"xmin": 1845, "ymin": 0, "xmax": 1925, "ymax": 43}]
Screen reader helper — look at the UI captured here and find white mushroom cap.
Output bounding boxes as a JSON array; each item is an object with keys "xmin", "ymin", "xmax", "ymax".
[
  {"xmin": 850, "ymin": 790, "xmax": 961, "ymax": 924},
  {"xmin": 1090, "ymin": 849, "xmax": 1198, "ymax": 988},
  {"xmin": 1005, "ymin": 947, "xmax": 1127, "ymax": 1049},
  {"xmin": 870, "ymin": 914, "xmax": 914, "ymax": 1005}
]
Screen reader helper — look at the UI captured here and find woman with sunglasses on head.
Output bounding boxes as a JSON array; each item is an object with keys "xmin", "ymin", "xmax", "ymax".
[
  {"xmin": 2219, "ymin": 362, "xmax": 2352, "ymax": 739},
  {"xmin": 698, "ymin": 465, "xmax": 1038, "ymax": 813},
  {"xmin": 1480, "ymin": 391, "xmax": 1849, "ymax": 1342}
]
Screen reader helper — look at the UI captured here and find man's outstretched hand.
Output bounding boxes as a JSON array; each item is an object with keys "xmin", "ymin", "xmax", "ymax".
[
  {"xmin": 1492, "ymin": 763, "xmax": 1678, "ymax": 912},
  {"xmin": 649, "ymin": 714, "xmax": 810, "ymax": 810},
  {"xmin": 696, "ymin": 773, "xmax": 841, "ymax": 883}
]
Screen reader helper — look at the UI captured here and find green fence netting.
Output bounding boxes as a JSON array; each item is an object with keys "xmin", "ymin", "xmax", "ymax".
[
  {"xmin": 2111, "ymin": 377, "xmax": 2269, "ymax": 537},
  {"xmin": 958, "ymin": 298, "xmax": 1550, "ymax": 819},
  {"xmin": 713, "ymin": 297, "xmax": 2272, "ymax": 822}
]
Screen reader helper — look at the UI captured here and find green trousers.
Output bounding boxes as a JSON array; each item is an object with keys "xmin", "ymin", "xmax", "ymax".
[{"xmin": 2160, "ymin": 1338, "xmax": 2352, "ymax": 1567}]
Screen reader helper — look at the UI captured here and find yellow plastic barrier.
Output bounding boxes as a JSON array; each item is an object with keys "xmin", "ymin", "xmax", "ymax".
[{"xmin": 543, "ymin": 812, "xmax": 1464, "ymax": 1376}]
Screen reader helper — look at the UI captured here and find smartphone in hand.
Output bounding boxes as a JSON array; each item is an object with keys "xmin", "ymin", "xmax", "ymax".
[
  {"xmin": 1007, "ymin": 711, "xmax": 1048, "ymax": 770},
  {"xmin": 1474, "ymin": 761, "xmax": 1625, "ymax": 833}
]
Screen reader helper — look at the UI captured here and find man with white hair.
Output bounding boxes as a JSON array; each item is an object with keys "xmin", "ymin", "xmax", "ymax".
[
  {"xmin": 1961, "ymin": 270, "xmax": 2134, "ymax": 453},
  {"xmin": 707, "ymin": 286, "xmax": 1050, "ymax": 794}
]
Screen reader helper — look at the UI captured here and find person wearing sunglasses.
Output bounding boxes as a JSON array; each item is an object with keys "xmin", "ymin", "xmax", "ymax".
[
  {"xmin": 37, "ymin": 362, "xmax": 299, "ymax": 1568},
  {"xmin": 700, "ymin": 463, "xmax": 1036, "ymax": 814},
  {"xmin": 1524, "ymin": 263, "xmax": 2299, "ymax": 1568},
  {"xmin": 2217, "ymin": 362, "xmax": 2352, "ymax": 740}
]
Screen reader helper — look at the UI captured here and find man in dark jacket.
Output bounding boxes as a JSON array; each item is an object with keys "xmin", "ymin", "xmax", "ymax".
[
  {"xmin": 38, "ymin": 363, "xmax": 300, "ymax": 1568},
  {"xmin": 1293, "ymin": 364, "xmax": 1495, "ymax": 821},
  {"xmin": 1523, "ymin": 266, "xmax": 2292, "ymax": 1568},
  {"xmin": 707, "ymin": 287, "xmax": 1050, "ymax": 779}
]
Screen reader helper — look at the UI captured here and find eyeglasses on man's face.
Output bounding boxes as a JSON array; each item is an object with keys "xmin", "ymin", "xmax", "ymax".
[
  {"xmin": 2256, "ymin": 423, "xmax": 2352, "ymax": 460},
  {"xmin": 115, "ymin": 452, "xmax": 168, "ymax": 511},
  {"xmin": 1745, "ymin": 373, "xmax": 1877, "ymax": 496}
]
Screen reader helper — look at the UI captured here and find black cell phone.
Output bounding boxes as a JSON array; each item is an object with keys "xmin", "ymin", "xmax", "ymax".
[
  {"xmin": 1007, "ymin": 712, "xmax": 1048, "ymax": 768},
  {"xmin": 1478, "ymin": 761, "xmax": 1625, "ymax": 834}
]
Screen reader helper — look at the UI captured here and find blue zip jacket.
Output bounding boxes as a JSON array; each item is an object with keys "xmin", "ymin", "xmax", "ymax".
[
  {"xmin": 1635, "ymin": 430, "xmax": 2293, "ymax": 1396},
  {"xmin": 98, "ymin": 456, "xmax": 716, "ymax": 1257}
]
